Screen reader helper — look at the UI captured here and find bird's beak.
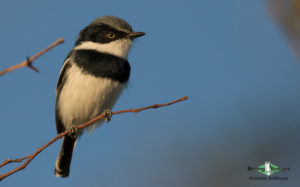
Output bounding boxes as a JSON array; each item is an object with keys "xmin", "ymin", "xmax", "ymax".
[{"xmin": 128, "ymin": 32, "xmax": 145, "ymax": 39}]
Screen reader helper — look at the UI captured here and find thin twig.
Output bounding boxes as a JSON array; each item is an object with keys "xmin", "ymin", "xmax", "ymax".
[
  {"xmin": 0, "ymin": 155, "xmax": 31, "ymax": 168},
  {"xmin": 0, "ymin": 38, "xmax": 64, "ymax": 76},
  {"xmin": 0, "ymin": 96, "xmax": 188, "ymax": 181}
]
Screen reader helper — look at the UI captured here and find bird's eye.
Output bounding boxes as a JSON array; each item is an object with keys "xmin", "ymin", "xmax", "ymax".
[{"xmin": 106, "ymin": 33, "xmax": 116, "ymax": 39}]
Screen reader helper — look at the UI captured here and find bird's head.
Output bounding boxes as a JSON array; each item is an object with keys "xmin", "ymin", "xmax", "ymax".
[{"xmin": 75, "ymin": 16, "xmax": 145, "ymax": 59}]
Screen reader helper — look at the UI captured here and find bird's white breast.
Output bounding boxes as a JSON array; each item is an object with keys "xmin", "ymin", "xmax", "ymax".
[{"xmin": 57, "ymin": 63, "xmax": 125, "ymax": 132}]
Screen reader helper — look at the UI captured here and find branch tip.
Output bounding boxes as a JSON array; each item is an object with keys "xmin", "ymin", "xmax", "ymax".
[{"xmin": 57, "ymin": 38, "xmax": 64, "ymax": 44}]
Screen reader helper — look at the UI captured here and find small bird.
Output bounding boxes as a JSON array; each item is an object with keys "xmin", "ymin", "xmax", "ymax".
[{"xmin": 54, "ymin": 16, "xmax": 145, "ymax": 177}]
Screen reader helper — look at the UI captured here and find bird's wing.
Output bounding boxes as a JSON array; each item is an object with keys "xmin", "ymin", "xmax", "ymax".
[
  {"xmin": 56, "ymin": 51, "xmax": 73, "ymax": 94},
  {"xmin": 55, "ymin": 52, "xmax": 72, "ymax": 133}
]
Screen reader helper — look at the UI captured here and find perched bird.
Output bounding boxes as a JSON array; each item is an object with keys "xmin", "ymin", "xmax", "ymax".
[{"xmin": 54, "ymin": 16, "xmax": 145, "ymax": 177}]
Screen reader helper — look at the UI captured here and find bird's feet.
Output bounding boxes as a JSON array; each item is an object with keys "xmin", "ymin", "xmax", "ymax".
[
  {"xmin": 104, "ymin": 109, "xmax": 112, "ymax": 123},
  {"xmin": 69, "ymin": 125, "xmax": 78, "ymax": 138}
]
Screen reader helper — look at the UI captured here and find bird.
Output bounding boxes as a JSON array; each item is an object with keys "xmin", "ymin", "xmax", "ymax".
[{"xmin": 54, "ymin": 16, "xmax": 145, "ymax": 177}]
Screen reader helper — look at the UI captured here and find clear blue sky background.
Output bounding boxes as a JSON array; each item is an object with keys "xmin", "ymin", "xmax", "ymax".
[{"xmin": 1, "ymin": 0, "xmax": 300, "ymax": 186}]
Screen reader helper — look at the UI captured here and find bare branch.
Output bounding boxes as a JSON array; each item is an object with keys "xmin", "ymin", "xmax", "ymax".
[
  {"xmin": 0, "ymin": 96, "xmax": 188, "ymax": 181},
  {"xmin": 0, "ymin": 38, "xmax": 64, "ymax": 76}
]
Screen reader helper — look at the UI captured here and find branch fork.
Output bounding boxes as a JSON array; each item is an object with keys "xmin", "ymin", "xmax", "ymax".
[{"xmin": 0, "ymin": 38, "xmax": 64, "ymax": 76}]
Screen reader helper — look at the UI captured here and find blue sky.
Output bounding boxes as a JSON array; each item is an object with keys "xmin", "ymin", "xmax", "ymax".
[{"xmin": 1, "ymin": 0, "xmax": 300, "ymax": 186}]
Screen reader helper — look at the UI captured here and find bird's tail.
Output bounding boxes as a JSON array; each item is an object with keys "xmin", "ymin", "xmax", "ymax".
[{"xmin": 55, "ymin": 135, "xmax": 76, "ymax": 177}]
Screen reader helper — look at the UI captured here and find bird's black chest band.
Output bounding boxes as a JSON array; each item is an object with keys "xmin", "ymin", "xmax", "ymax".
[{"xmin": 74, "ymin": 49, "xmax": 130, "ymax": 83}]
